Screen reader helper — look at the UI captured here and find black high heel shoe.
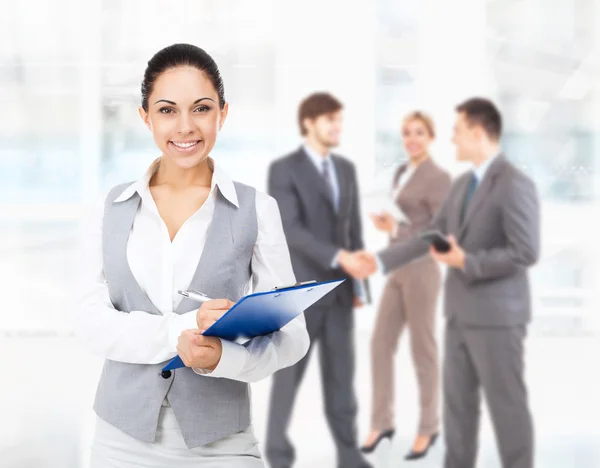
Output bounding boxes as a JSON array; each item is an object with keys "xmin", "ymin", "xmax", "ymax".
[
  {"xmin": 404, "ymin": 432, "xmax": 439, "ymax": 461},
  {"xmin": 360, "ymin": 429, "xmax": 395, "ymax": 454}
]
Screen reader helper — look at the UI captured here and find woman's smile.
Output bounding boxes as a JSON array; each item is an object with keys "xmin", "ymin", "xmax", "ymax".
[{"xmin": 169, "ymin": 139, "xmax": 202, "ymax": 153}]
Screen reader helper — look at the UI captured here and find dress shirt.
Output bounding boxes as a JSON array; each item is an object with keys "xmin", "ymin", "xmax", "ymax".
[
  {"xmin": 473, "ymin": 151, "xmax": 499, "ymax": 184},
  {"xmin": 303, "ymin": 144, "xmax": 341, "ymax": 268},
  {"xmin": 302, "ymin": 144, "xmax": 367, "ymax": 301},
  {"xmin": 392, "ymin": 162, "xmax": 417, "ymax": 201},
  {"xmin": 75, "ymin": 158, "xmax": 309, "ymax": 382},
  {"xmin": 390, "ymin": 162, "xmax": 417, "ymax": 238},
  {"xmin": 303, "ymin": 143, "xmax": 340, "ymax": 210}
]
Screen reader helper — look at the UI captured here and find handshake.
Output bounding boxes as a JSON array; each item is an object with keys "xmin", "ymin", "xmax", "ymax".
[{"xmin": 336, "ymin": 250, "xmax": 378, "ymax": 280}]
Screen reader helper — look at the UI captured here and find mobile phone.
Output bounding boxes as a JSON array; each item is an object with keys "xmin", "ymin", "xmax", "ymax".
[{"xmin": 418, "ymin": 230, "xmax": 451, "ymax": 253}]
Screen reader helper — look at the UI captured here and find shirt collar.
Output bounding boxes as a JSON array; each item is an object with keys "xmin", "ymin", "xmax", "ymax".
[
  {"xmin": 473, "ymin": 151, "xmax": 500, "ymax": 182},
  {"xmin": 211, "ymin": 160, "xmax": 239, "ymax": 207},
  {"xmin": 113, "ymin": 158, "xmax": 158, "ymax": 203},
  {"xmin": 113, "ymin": 157, "xmax": 239, "ymax": 208},
  {"xmin": 303, "ymin": 143, "xmax": 332, "ymax": 172}
]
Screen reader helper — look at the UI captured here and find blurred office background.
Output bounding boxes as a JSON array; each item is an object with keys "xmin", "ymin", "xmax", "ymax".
[{"xmin": 1, "ymin": 0, "xmax": 599, "ymax": 466}]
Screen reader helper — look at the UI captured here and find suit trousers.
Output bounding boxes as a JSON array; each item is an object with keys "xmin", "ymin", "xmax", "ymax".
[
  {"xmin": 370, "ymin": 255, "xmax": 441, "ymax": 435},
  {"xmin": 265, "ymin": 302, "xmax": 370, "ymax": 468},
  {"xmin": 443, "ymin": 319, "xmax": 534, "ymax": 468}
]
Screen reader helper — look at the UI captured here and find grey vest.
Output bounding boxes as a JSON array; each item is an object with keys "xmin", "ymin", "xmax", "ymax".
[{"xmin": 93, "ymin": 180, "xmax": 258, "ymax": 448}]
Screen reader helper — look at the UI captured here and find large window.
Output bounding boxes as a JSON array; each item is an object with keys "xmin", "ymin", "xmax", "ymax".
[
  {"xmin": 488, "ymin": 0, "xmax": 600, "ymax": 329},
  {"xmin": 372, "ymin": 0, "xmax": 600, "ymax": 331},
  {"xmin": 0, "ymin": 0, "xmax": 279, "ymax": 333}
]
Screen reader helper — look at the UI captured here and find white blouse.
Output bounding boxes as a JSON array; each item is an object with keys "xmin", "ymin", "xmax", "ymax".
[
  {"xmin": 392, "ymin": 162, "xmax": 417, "ymax": 201},
  {"xmin": 75, "ymin": 158, "xmax": 309, "ymax": 382}
]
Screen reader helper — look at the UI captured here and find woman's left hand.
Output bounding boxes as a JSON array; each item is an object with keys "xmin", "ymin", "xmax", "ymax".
[{"xmin": 177, "ymin": 330, "xmax": 223, "ymax": 371}]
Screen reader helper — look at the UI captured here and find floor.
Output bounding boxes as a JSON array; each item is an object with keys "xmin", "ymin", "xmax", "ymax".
[
  {"xmin": 1, "ymin": 214, "xmax": 599, "ymax": 467},
  {"xmin": 1, "ymin": 323, "xmax": 598, "ymax": 467}
]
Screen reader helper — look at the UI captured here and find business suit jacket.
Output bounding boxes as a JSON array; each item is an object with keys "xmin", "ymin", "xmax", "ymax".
[
  {"xmin": 390, "ymin": 158, "xmax": 452, "ymax": 244},
  {"xmin": 378, "ymin": 154, "xmax": 540, "ymax": 327},
  {"xmin": 266, "ymin": 146, "xmax": 371, "ymax": 468},
  {"xmin": 267, "ymin": 146, "xmax": 364, "ymax": 309}
]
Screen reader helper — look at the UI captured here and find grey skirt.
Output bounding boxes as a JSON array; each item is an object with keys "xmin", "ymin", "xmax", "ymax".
[{"xmin": 90, "ymin": 406, "xmax": 264, "ymax": 468}]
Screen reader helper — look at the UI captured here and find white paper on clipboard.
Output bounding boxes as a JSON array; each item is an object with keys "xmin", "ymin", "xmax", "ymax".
[{"xmin": 378, "ymin": 197, "xmax": 411, "ymax": 224}]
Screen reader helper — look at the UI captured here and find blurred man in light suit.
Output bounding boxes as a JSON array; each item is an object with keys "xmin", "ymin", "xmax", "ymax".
[
  {"xmin": 350, "ymin": 98, "xmax": 539, "ymax": 468},
  {"xmin": 265, "ymin": 92, "xmax": 372, "ymax": 468}
]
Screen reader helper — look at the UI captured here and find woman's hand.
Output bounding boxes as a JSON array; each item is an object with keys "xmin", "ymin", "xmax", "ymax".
[
  {"xmin": 177, "ymin": 330, "xmax": 223, "ymax": 370},
  {"xmin": 369, "ymin": 212, "xmax": 395, "ymax": 233},
  {"xmin": 195, "ymin": 299, "xmax": 235, "ymax": 332}
]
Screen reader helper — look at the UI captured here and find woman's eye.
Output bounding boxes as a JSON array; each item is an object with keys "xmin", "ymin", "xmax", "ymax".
[
  {"xmin": 159, "ymin": 107, "xmax": 174, "ymax": 114},
  {"xmin": 194, "ymin": 105, "xmax": 211, "ymax": 113}
]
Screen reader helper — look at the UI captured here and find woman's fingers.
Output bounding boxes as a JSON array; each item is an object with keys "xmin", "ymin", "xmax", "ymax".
[
  {"xmin": 195, "ymin": 298, "xmax": 235, "ymax": 329},
  {"xmin": 203, "ymin": 299, "xmax": 235, "ymax": 310}
]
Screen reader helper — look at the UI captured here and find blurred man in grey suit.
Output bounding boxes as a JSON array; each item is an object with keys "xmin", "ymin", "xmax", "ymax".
[
  {"xmin": 351, "ymin": 98, "xmax": 539, "ymax": 468},
  {"xmin": 265, "ymin": 92, "xmax": 371, "ymax": 468}
]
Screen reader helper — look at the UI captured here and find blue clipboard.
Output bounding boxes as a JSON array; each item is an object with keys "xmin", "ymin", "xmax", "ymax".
[{"xmin": 162, "ymin": 278, "xmax": 345, "ymax": 372}]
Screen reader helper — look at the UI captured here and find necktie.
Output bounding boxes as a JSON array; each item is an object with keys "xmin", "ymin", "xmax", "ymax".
[
  {"xmin": 460, "ymin": 172, "xmax": 478, "ymax": 224},
  {"xmin": 322, "ymin": 159, "xmax": 336, "ymax": 209}
]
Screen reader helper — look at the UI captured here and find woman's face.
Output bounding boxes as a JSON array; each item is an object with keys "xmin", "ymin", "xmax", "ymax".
[
  {"xmin": 139, "ymin": 66, "xmax": 228, "ymax": 169},
  {"xmin": 402, "ymin": 118, "xmax": 433, "ymax": 161}
]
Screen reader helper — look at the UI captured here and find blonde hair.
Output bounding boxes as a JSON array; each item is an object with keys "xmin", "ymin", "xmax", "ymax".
[{"xmin": 402, "ymin": 111, "xmax": 435, "ymax": 138}]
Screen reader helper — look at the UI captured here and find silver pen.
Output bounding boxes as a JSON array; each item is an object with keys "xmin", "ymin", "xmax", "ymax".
[
  {"xmin": 273, "ymin": 280, "xmax": 317, "ymax": 290},
  {"xmin": 178, "ymin": 289, "xmax": 213, "ymax": 303}
]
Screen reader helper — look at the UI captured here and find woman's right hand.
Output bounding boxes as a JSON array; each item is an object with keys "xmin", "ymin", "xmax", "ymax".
[
  {"xmin": 195, "ymin": 299, "xmax": 235, "ymax": 332},
  {"xmin": 369, "ymin": 212, "xmax": 395, "ymax": 233}
]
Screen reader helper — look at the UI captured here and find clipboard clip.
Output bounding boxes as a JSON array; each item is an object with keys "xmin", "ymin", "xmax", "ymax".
[{"xmin": 273, "ymin": 280, "xmax": 317, "ymax": 290}]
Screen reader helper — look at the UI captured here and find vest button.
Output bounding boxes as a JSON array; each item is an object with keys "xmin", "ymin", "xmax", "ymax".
[{"xmin": 161, "ymin": 370, "xmax": 172, "ymax": 379}]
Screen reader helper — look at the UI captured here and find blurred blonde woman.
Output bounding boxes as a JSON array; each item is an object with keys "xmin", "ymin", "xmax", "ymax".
[{"xmin": 362, "ymin": 112, "xmax": 451, "ymax": 461}]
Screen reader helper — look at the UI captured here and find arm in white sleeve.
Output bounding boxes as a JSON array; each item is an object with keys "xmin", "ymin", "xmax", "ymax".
[
  {"xmin": 195, "ymin": 192, "xmax": 310, "ymax": 382},
  {"xmin": 73, "ymin": 196, "xmax": 198, "ymax": 364},
  {"xmin": 330, "ymin": 249, "xmax": 342, "ymax": 268}
]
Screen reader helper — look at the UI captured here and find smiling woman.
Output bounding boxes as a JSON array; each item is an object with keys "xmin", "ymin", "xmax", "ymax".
[
  {"xmin": 74, "ymin": 43, "xmax": 309, "ymax": 468},
  {"xmin": 139, "ymin": 44, "xmax": 228, "ymax": 169}
]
